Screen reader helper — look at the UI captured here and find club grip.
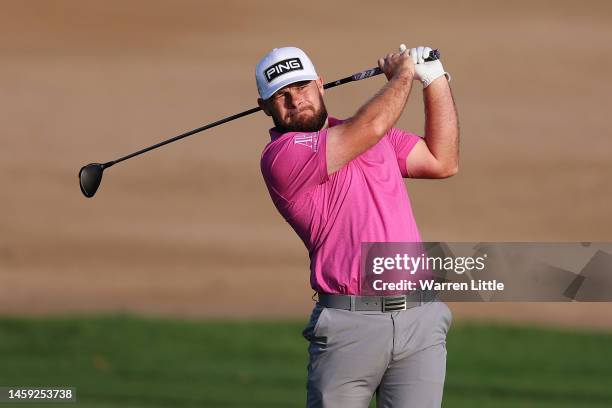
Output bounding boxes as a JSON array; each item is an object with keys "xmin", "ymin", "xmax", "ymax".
[
  {"xmin": 353, "ymin": 49, "xmax": 441, "ymax": 80},
  {"xmin": 426, "ymin": 49, "xmax": 441, "ymax": 61}
]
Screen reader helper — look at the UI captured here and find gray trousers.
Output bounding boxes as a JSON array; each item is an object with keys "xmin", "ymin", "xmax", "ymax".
[{"xmin": 302, "ymin": 300, "xmax": 452, "ymax": 408}]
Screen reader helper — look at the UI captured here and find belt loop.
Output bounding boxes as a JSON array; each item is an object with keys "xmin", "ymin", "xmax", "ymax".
[{"xmin": 349, "ymin": 295, "xmax": 356, "ymax": 311}]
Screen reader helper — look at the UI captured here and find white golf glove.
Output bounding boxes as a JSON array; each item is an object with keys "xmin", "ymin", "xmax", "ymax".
[{"xmin": 400, "ymin": 44, "xmax": 450, "ymax": 88}]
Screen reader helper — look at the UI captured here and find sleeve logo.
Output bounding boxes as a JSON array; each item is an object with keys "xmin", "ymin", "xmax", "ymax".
[{"xmin": 294, "ymin": 132, "xmax": 319, "ymax": 152}]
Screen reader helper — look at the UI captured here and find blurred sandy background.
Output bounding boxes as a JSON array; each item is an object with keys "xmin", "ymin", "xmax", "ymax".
[{"xmin": 1, "ymin": 0, "xmax": 611, "ymax": 328}]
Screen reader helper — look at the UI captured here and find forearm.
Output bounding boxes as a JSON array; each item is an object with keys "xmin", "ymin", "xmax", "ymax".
[
  {"xmin": 325, "ymin": 48, "xmax": 414, "ymax": 174},
  {"xmin": 347, "ymin": 75, "xmax": 413, "ymax": 145},
  {"xmin": 423, "ymin": 77, "xmax": 459, "ymax": 173}
]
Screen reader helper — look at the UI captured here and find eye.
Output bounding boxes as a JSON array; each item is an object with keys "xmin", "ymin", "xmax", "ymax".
[{"xmin": 272, "ymin": 92, "xmax": 286, "ymax": 101}]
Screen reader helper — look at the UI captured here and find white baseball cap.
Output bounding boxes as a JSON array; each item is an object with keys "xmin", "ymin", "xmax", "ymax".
[{"xmin": 256, "ymin": 46, "xmax": 319, "ymax": 100}]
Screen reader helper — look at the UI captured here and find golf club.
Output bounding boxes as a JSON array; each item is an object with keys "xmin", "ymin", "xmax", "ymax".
[{"xmin": 79, "ymin": 49, "xmax": 440, "ymax": 198}]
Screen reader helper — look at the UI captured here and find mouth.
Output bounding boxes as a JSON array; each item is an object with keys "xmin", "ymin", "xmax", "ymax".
[{"xmin": 290, "ymin": 106, "xmax": 314, "ymax": 118}]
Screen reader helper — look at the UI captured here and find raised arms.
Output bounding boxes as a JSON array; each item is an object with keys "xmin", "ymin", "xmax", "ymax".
[{"xmin": 326, "ymin": 48, "xmax": 416, "ymax": 174}]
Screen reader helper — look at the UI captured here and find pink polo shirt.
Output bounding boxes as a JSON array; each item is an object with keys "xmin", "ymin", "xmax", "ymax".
[{"xmin": 260, "ymin": 116, "xmax": 422, "ymax": 295}]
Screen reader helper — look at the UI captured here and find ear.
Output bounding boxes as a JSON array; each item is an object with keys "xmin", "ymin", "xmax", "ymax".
[
  {"xmin": 257, "ymin": 98, "xmax": 272, "ymax": 117},
  {"xmin": 315, "ymin": 76, "xmax": 324, "ymax": 96}
]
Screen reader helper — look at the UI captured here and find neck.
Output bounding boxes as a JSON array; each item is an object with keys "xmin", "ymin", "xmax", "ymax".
[{"xmin": 321, "ymin": 116, "xmax": 329, "ymax": 130}]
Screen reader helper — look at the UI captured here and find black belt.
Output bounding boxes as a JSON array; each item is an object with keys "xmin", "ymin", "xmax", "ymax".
[{"xmin": 317, "ymin": 290, "xmax": 437, "ymax": 312}]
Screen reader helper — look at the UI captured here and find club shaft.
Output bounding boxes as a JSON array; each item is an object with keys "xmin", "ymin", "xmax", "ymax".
[
  {"xmin": 105, "ymin": 106, "xmax": 261, "ymax": 168},
  {"xmin": 104, "ymin": 69, "xmax": 379, "ymax": 168},
  {"xmin": 323, "ymin": 67, "xmax": 383, "ymax": 90},
  {"xmin": 103, "ymin": 50, "xmax": 439, "ymax": 168}
]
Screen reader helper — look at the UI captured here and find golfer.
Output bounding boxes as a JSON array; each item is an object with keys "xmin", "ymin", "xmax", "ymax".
[{"xmin": 256, "ymin": 45, "xmax": 458, "ymax": 407}]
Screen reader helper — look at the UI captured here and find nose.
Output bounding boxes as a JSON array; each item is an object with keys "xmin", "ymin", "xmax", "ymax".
[{"xmin": 286, "ymin": 89, "xmax": 305, "ymax": 109}]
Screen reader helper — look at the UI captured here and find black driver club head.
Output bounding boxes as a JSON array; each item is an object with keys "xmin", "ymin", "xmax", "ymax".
[{"xmin": 79, "ymin": 163, "xmax": 105, "ymax": 198}]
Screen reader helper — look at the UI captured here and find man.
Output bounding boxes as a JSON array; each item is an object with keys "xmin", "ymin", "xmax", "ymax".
[{"xmin": 256, "ymin": 45, "xmax": 458, "ymax": 407}]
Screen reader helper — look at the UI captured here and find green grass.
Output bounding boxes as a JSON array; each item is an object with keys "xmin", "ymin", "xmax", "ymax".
[{"xmin": 0, "ymin": 315, "xmax": 611, "ymax": 407}]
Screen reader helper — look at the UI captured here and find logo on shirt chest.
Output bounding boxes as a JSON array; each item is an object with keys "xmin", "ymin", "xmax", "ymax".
[{"xmin": 294, "ymin": 132, "xmax": 318, "ymax": 151}]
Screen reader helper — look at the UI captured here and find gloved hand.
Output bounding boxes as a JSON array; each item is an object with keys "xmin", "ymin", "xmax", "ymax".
[{"xmin": 399, "ymin": 44, "xmax": 451, "ymax": 88}]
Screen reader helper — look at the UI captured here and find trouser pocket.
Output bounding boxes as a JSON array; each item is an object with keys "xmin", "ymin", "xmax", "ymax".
[
  {"xmin": 439, "ymin": 301, "xmax": 453, "ymax": 334},
  {"xmin": 302, "ymin": 304, "xmax": 329, "ymax": 347}
]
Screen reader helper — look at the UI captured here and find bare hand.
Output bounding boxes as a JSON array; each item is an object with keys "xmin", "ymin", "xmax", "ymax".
[{"xmin": 377, "ymin": 45, "xmax": 415, "ymax": 82}]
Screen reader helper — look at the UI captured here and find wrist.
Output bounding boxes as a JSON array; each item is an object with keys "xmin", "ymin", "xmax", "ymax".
[
  {"xmin": 392, "ymin": 71, "xmax": 414, "ymax": 84},
  {"xmin": 423, "ymin": 75, "xmax": 449, "ymax": 91}
]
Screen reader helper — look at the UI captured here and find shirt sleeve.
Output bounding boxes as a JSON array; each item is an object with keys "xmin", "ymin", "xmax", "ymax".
[
  {"xmin": 386, "ymin": 127, "xmax": 423, "ymax": 177},
  {"xmin": 260, "ymin": 129, "xmax": 329, "ymax": 204}
]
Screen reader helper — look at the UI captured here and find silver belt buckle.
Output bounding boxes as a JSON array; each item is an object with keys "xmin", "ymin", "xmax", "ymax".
[{"xmin": 382, "ymin": 295, "xmax": 407, "ymax": 312}]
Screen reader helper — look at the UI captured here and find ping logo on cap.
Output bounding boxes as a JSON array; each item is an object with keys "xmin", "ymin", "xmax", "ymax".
[{"xmin": 265, "ymin": 58, "xmax": 303, "ymax": 82}]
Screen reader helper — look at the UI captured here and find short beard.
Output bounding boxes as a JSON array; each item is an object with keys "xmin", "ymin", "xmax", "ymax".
[{"xmin": 272, "ymin": 96, "xmax": 329, "ymax": 133}]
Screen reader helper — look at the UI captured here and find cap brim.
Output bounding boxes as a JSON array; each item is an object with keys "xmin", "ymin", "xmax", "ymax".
[{"xmin": 262, "ymin": 73, "xmax": 319, "ymax": 100}]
